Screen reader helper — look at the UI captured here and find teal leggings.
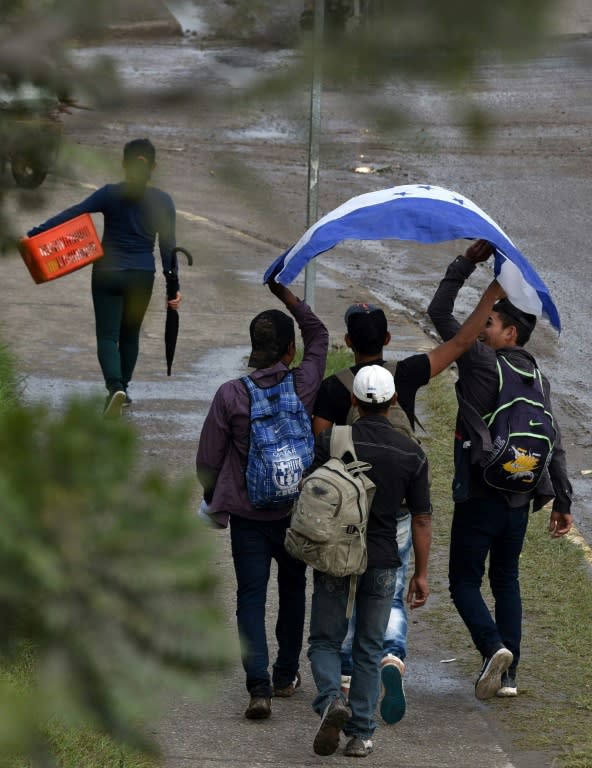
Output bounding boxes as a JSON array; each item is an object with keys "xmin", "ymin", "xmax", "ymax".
[{"xmin": 91, "ymin": 269, "xmax": 155, "ymax": 393}]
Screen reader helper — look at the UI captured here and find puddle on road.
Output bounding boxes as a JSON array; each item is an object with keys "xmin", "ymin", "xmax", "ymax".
[
  {"xmin": 407, "ymin": 657, "xmax": 466, "ymax": 695},
  {"xmin": 21, "ymin": 345, "xmax": 251, "ymax": 440},
  {"xmin": 225, "ymin": 115, "xmax": 303, "ymax": 143}
]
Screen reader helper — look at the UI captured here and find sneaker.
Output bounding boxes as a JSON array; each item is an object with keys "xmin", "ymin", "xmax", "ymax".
[
  {"xmin": 475, "ymin": 646, "xmax": 513, "ymax": 700},
  {"xmin": 313, "ymin": 698, "xmax": 352, "ymax": 756},
  {"xmin": 122, "ymin": 393, "xmax": 132, "ymax": 407},
  {"xmin": 103, "ymin": 390, "xmax": 126, "ymax": 419},
  {"xmin": 380, "ymin": 654, "xmax": 406, "ymax": 724},
  {"xmin": 273, "ymin": 672, "xmax": 301, "ymax": 698},
  {"xmin": 244, "ymin": 696, "xmax": 271, "ymax": 720},
  {"xmin": 344, "ymin": 736, "xmax": 373, "ymax": 757},
  {"xmin": 340, "ymin": 674, "xmax": 351, "ymax": 700},
  {"xmin": 496, "ymin": 671, "xmax": 518, "ymax": 697}
]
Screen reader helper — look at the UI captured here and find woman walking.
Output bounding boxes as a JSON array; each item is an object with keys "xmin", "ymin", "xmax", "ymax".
[{"xmin": 28, "ymin": 138, "xmax": 181, "ymax": 417}]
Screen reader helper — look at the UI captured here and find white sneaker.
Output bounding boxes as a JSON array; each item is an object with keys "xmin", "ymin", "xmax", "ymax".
[
  {"xmin": 496, "ymin": 671, "xmax": 518, "ymax": 697},
  {"xmin": 475, "ymin": 646, "xmax": 513, "ymax": 700},
  {"xmin": 380, "ymin": 654, "xmax": 406, "ymax": 724},
  {"xmin": 103, "ymin": 390, "xmax": 126, "ymax": 419}
]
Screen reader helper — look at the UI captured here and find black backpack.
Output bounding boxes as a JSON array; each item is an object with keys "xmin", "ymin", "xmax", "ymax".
[{"xmin": 480, "ymin": 351, "xmax": 556, "ymax": 494}]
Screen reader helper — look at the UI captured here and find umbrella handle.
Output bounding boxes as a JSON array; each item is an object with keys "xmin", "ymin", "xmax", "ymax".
[{"xmin": 172, "ymin": 246, "xmax": 193, "ymax": 266}]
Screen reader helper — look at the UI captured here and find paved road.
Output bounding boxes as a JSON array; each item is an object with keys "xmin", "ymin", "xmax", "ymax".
[
  {"xmin": 66, "ymin": 33, "xmax": 592, "ymax": 537},
  {"xmin": 2, "ymin": 30, "xmax": 590, "ymax": 768}
]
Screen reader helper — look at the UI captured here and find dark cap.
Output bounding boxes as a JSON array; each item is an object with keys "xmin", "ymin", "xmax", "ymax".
[
  {"xmin": 248, "ymin": 309, "xmax": 295, "ymax": 368},
  {"xmin": 493, "ymin": 298, "xmax": 537, "ymax": 335},
  {"xmin": 344, "ymin": 302, "xmax": 381, "ymax": 325}
]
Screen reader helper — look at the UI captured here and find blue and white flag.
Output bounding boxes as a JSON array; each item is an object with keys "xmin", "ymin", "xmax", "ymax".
[{"xmin": 264, "ymin": 184, "xmax": 560, "ymax": 331}]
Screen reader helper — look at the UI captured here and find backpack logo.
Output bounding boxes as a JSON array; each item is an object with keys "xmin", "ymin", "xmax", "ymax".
[
  {"xmin": 481, "ymin": 353, "xmax": 556, "ymax": 494},
  {"xmin": 242, "ymin": 372, "xmax": 314, "ymax": 508},
  {"xmin": 271, "ymin": 445, "xmax": 305, "ymax": 492},
  {"xmin": 501, "ymin": 445, "xmax": 541, "ymax": 484}
]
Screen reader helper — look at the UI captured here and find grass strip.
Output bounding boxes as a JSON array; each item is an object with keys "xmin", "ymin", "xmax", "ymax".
[{"xmin": 421, "ymin": 370, "xmax": 592, "ymax": 768}]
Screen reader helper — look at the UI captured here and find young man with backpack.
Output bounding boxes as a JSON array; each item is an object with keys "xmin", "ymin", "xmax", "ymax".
[
  {"xmin": 307, "ymin": 365, "xmax": 432, "ymax": 758},
  {"xmin": 427, "ymin": 248, "xmax": 573, "ymax": 700},
  {"xmin": 196, "ymin": 280, "xmax": 328, "ymax": 720},
  {"xmin": 312, "ymin": 241, "xmax": 506, "ymax": 724}
]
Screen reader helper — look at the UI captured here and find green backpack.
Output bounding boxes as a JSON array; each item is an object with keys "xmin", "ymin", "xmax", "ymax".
[{"xmin": 284, "ymin": 426, "xmax": 375, "ymax": 618}]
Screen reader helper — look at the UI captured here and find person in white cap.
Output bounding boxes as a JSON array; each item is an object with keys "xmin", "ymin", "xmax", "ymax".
[
  {"xmin": 308, "ymin": 365, "xmax": 431, "ymax": 759},
  {"xmin": 312, "ymin": 240, "xmax": 505, "ymax": 726}
]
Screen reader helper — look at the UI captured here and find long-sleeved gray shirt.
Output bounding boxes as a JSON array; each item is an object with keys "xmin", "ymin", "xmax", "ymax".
[
  {"xmin": 428, "ymin": 255, "xmax": 572, "ymax": 513},
  {"xmin": 196, "ymin": 299, "xmax": 329, "ymax": 526}
]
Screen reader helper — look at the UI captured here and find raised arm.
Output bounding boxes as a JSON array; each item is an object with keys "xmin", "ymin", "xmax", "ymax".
[{"xmin": 426, "ymin": 240, "xmax": 505, "ymax": 378}]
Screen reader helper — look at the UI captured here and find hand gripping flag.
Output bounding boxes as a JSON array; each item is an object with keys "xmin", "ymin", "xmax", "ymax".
[{"xmin": 264, "ymin": 184, "xmax": 560, "ymax": 331}]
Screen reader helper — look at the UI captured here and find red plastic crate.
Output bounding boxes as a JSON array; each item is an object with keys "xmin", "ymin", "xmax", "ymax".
[{"xmin": 20, "ymin": 213, "xmax": 104, "ymax": 283}]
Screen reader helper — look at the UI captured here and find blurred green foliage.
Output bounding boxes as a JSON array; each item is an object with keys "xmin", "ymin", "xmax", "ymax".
[{"xmin": 0, "ymin": 347, "xmax": 233, "ymax": 763}]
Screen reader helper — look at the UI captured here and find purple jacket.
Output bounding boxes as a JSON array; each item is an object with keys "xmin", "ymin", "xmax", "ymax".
[{"xmin": 196, "ymin": 300, "xmax": 329, "ymax": 526}]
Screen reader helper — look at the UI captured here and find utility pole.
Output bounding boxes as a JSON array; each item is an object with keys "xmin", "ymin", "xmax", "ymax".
[{"xmin": 304, "ymin": 0, "xmax": 324, "ymax": 310}]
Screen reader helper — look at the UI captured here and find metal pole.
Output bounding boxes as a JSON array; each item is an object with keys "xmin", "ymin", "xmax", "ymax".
[{"xmin": 304, "ymin": 0, "xmax": 324, "ymax": 309}]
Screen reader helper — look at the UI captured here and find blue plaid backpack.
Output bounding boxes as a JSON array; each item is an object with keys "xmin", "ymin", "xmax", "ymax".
[{"xmin": 241, "ymin": 371, "xmax": 314, "ymax": 508}]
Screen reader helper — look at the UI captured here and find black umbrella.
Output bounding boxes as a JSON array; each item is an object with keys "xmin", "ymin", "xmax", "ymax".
[{"xmin": 165, "ymin": 247, "xmax": 193, "ymax": 376}]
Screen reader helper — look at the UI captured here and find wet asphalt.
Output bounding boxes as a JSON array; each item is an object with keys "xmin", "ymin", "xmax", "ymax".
[{"xmin": 1, "ymin": 20, "xmax": 591, "ymax": 768}]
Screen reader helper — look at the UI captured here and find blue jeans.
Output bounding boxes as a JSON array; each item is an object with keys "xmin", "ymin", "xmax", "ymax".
[
  {"xmin": 340, "ymin": 514, "xmax": 411, "ymax": 675},
  {"xmin": 229, "ymin": 514, "xmax": 307, "ymax": 697},
  {"xmin": 308, "ymin": 567, "xmax": 397, "ymax": 740},
  {"xmin": 448, "ymin": 497, "xmax": 529, "ymax": 670}
]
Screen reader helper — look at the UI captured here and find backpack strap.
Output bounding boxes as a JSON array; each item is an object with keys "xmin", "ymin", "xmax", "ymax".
[
  {"xmin": 329, "ymin": 424, "xmax": 357, "ymax": 461},
  {"xmin": 346, "ymin": 574, "xmax": 357, "ymax": 620},
  {"xmin": 335, "ymin": 367, "xmax": 355, "ymax": 392}
]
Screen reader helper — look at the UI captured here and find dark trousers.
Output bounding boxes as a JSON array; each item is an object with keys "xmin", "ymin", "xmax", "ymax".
[
  {"xmin": 91, "ymin": 269, "xmax": 154, "ymax": 393},
  {"xmin": 449, "ymin": 497, "xmax": 529, "ymax": 670},
  {"xmin": 229, "ymin": 514, "xmax": 307, "ymax": 698}
]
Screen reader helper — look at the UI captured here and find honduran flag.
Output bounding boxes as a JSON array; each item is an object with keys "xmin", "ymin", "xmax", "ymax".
[{"xmin": 264, "ymin": 184, "xmax": 560, "ymax": 331}]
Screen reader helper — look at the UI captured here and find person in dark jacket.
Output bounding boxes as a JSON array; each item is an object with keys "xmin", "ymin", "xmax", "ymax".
[
  {"xmin": 28, "ymin": 138, "xmax": 180, "ymax": 417},
  {"xmin": 308, "ymin": 365, "xmax": 431, "ymax": 758},
  {"xmin": 196, "ymin": 279, "xmax": 329, "ymax": 721},
  {"xmin": 427, "ymin": 248, "xmax": 573, "ymax": 700}
]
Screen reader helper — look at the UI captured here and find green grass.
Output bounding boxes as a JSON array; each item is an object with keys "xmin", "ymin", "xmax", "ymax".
[
  {"xmin": 0, "ymin": 338, "xmax": 21, "ymax": 414},
  {"xmin": 420, "ymin": 371, "xmax": 592, "ymax": 768}
]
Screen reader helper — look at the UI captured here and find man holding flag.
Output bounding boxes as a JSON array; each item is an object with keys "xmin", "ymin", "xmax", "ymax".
[{"xmin": 428, "ymin": 248, "xmax": 573, "ymax": 700}]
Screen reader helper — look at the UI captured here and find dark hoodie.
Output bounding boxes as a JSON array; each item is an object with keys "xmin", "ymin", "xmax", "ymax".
[{"xmin": 428, "ymin": 255, "xmax": 572, "ymax": 513}]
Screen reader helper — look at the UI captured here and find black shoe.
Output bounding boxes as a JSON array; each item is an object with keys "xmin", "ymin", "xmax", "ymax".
[
  {"xmin": 244, "ymin": 696, "xmax": 271, "ymax": 720},
  {"xmin": 496, "ymin": 670, "xmax": 518, "ymax": 697},
  {"xmin": 313, "ymin": 698, "xmax": 351, "ymax": 756},
  {"xmin": 475, "ymin": 646, "xmax": 513, "ymax": 700},
  {"xmin": 122, "ymin": 392, "xmax": 132, "ymax": 407},
  {"xmin": 344, "ymin": 736, "xmax": 373, "ymax": 757},
  {"xmin": 103, "ymin": 390, "xmax": 126, "ymax": 419},
  {"xmin": 273, "ymin": 672, "xmax": 301, "ymax": 698}
]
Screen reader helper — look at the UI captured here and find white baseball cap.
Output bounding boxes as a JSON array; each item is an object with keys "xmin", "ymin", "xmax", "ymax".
[{"xmin": 353, "ymin": 365, "xmax": 396, "ymax": 404}]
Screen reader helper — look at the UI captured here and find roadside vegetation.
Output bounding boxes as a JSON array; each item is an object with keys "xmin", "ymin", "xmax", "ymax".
[
  {"xmin": 421, "ymin": 370, "xmax": 592, "ymax": 768},
  {"xmin": 0, "ymin": 342, "xmax": 233, "ymax": 767}
]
